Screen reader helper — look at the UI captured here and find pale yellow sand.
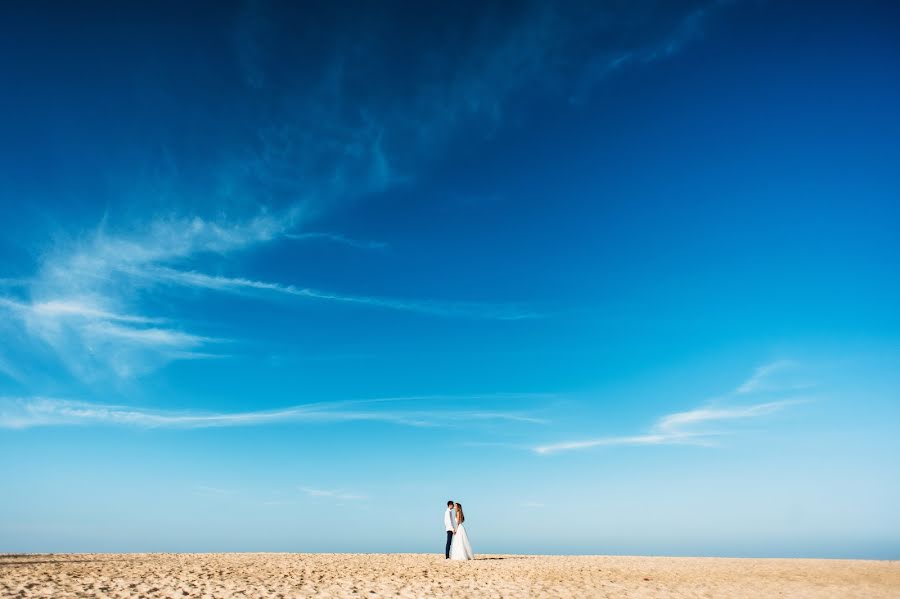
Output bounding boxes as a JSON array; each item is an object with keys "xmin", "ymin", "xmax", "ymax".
[{"xmin": 2, "ymin": 553, "xmax": 898, "ymax": 598}]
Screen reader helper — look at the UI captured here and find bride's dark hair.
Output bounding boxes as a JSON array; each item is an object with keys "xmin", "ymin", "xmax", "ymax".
[{"xmin": 455, "ymin": 502, "xmax": 465, "ymax": 524}]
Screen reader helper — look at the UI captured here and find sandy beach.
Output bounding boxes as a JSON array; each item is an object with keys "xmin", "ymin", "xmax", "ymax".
[{"xmin": 2, "ymin": 552, "xmax": 898, "ymax": 598}]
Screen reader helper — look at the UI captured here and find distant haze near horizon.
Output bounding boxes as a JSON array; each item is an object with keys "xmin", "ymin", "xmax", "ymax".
[{"xmin": 0, "ymin": 1, "xmax": 898, "ymax": 560}]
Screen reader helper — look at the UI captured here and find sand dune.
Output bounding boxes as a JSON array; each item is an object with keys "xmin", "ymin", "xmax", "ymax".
[{"xmin": 2, "ymin": 552, "xmax": 898, "ymax": 598}]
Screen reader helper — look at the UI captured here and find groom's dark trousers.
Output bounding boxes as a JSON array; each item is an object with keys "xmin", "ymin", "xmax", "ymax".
[{"xmin": 445, "ymin": 531, "xmax": 453, "ymax": 559}]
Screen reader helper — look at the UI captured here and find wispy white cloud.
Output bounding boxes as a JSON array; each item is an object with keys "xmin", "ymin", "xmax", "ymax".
[
  {"xmin": 735, "ymin": 359, "xmax": 796, "ymax": 394},
  {"xmin": 285, "ymin": 232, "xmax": 387, "ymax": 251},
  {"xmin": 534, "ymin": 432, "xmax": 714, "ymax": 455},
  {"xmin": 0, "ymin": 203, "xmax": 538, "ymax": 383},
  {"xmin": 81, "ymin": 322, "xmax": 217, "ymax": 348},
  {"xmin": 229, "ymin": 2, "xmax": 736, "ymax": 212},
  {"xmin": 0, "ymin": 395, "xmax": 547, "ymax": 430},
  {"xmin": 1, "ymin": 293, "xmax": 225, "ymax": 381},
  {"xmin": 0, "ymin": 211, "xmax": 301, "ymax": 381},
  {"xmin": 534, "ymin": 363, "xmax": 808, "ymax": 455},
  {"xmin": 28, "ymin": 300, "xmax": 164, "ymax": 324},
  {"xmin": 655, "ymin": 402, "xmax": 792, "ymax": 433},
  {"xmin": 1, "ymin": 296, "xmax": 163, "ymax": 330},
  {"xmin": 300, "ymin": 487, "xmax": 367, "ymax": 502},
  {"xmin": 78, "ymin": 211, "xmax": 298, "ymax": 265},
  {"xmin": 139, "ymin": 266, "xmax": 540, "ymax": 320}
]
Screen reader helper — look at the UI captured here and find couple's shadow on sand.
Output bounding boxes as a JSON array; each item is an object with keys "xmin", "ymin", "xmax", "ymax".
[{"xmin": 470, "ymin": 557, "xmax": 537, "ymax": 561}]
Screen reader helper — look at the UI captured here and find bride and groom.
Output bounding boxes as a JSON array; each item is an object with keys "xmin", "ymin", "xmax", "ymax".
[{"xmin": 443, "ymin": 500, "xmax": 474, "ymax": 560}]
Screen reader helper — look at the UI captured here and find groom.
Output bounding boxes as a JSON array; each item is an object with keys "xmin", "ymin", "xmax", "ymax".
[{"xmin": 444, "ymin": 499, "xmax": 456, "ymax": 559}]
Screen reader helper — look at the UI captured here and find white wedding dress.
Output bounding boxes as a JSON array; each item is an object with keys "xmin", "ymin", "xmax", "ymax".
[{"xmin": 450, "ymin": 520, "xmax": 474, "ymax": 560}]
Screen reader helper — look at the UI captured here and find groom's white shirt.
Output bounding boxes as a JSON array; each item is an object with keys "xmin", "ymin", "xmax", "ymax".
[{"xmin": 444, "ymin": 508, "xmax": 456, "ymax": 532}]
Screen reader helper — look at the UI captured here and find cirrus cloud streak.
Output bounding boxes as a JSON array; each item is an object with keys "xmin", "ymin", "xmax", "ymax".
[
  {"xmin": 0, "ymin": 395, "xmax": 548, "ymax": 430},
  {"xmin": 534, "ymin": 362, "xmax": 810, "ymax": 455}
]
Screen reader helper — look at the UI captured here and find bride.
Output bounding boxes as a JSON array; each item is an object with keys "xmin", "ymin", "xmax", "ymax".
[{"xmin": 449, "ymin": 502, "xmax": 474, "ymax": 560}]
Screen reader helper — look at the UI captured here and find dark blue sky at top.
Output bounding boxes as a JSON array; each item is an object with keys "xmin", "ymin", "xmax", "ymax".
[
  {"xmin": 1, "ymin": 0, "xmax": 898, "ymax": 397},
  {"xmin": 3, "ymin": 0, "xmax": 898, "ymax": 309},
  {"xmin": 0, "ymin": 1, "xmax": 899, "ymax": 556}
]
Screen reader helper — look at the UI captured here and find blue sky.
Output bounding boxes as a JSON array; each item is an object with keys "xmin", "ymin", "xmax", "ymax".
[{"xmin": 1, "ymin": 0, "xmax": 899, "ymax": 558}]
